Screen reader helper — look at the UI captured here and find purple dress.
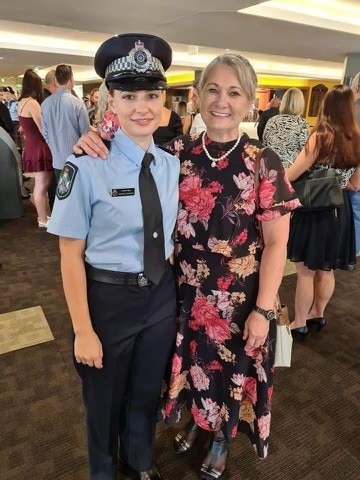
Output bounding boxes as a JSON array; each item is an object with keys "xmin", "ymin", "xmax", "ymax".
[{"xmin": 19, "ymin": 116, "xmax": 52, "ymax": 173}]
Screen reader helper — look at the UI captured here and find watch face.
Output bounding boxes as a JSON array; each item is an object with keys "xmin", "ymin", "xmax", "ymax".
[{"xmin": 267, "ymin": 311, "xmax": 277, "ymax": 321}]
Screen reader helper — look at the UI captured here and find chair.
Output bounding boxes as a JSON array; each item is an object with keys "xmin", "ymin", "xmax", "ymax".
[{"xmin": 0, "ymin": 126, "xmax": 23, "ymax": 220}]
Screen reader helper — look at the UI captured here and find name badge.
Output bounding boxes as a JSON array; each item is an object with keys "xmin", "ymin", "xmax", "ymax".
[{"xmin": 111, "ymin": 188, "xmax": 135, "ymax": 197}]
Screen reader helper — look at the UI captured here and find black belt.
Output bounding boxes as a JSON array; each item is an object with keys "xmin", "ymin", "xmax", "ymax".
[{"xmin": 86, "ymin": 264, "xmax": 151, "ymax": 287}]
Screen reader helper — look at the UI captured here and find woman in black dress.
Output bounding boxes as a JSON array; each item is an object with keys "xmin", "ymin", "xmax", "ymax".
[
  {"xmin": 153, "ymin": 92, "xmax": 183, "ymax": 144},
  {"xmin": 286, "ymin": 85, "xmax": 360, "ymax": 336}
]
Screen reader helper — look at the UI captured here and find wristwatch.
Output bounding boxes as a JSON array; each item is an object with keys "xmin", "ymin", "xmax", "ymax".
[{"xmin": 253, "ymin": 305, "xmax": 276, "ymax": 321}]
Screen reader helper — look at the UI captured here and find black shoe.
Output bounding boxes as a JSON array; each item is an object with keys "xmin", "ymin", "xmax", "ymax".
[
  {"xmin": 173, "ymin": 418, "xmax": 200, "ymax": 454},
  {"xmin": 307, "ymin": 317, "xmax": 326, "ymax": 332},
  {"xmin": 291, "ymin": 325, "xmax": 308, "ymax": 339},
  {"xmin": 120, "ymin": 461, "xmax": 162, "ymax": 480},
  {"xmin": 200, "ymin": 435, "xmax": 229, "ymax": 480}
]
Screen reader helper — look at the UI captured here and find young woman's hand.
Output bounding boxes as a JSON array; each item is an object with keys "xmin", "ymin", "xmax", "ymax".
[{"xmin": 74, "ymin": 329, "xmax": 103, "ymax": 368}]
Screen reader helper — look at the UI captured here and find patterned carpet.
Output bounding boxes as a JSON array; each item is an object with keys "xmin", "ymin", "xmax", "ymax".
[{"xmin": 0, "ymin": 199, "xmax": 360, "ymax": 480}]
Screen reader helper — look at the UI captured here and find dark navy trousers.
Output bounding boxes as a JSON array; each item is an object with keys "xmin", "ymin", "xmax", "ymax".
[{"xmin": 75, "ymin": 266, "xmax": 177, "ymax": 480}]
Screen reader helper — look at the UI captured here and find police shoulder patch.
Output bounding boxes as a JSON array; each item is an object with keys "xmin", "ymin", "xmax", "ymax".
[{"xmin": 56, "ymin": 162, "xmax": 78, "ymax": 200}]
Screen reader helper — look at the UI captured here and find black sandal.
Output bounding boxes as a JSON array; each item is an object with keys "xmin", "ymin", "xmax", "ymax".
[
  {"xmin": 173, "ymin": 418, "xmax": 200, "ymax": 454},
  {"xmin": 199, "ymin": 435, "xmax": 229, "ymax": 480}
]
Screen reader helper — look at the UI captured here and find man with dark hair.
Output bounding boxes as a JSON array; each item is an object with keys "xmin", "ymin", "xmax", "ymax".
[
  {"xmin": 41, "ymin": 64, "xmax": 90, "ymax": 185},
  {"xmin": 54, "ymin": 64, "xmax": 73, "ymax": 86},
  {"xmin": 257, "ymin": 91, "xmax": 284, "ymax": 142}
]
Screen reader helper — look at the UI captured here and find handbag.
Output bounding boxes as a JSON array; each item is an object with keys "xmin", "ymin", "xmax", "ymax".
[
  {"xmin": 254, "ymin": 148, "xmax": 293, "ymax": 367},
  {"xmin": 274, "ymin": 300, "xmax": 293, "ymax": 368},
  {"xmin": 291, "ymin": 167, "xmax": 344, "ymax": 211}
]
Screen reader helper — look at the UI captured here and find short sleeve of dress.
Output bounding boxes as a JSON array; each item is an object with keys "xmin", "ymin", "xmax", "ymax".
[
  {"xmin": 256, "ymin": 147, "xmax": 301, "ymax": 221},
  {"xmin": 162, "ymin": 133, "xmax": 195, "ymax": 160},
  {"xmin": 47, "ymin": 157, "xmax": 92, "ymax": 239}
]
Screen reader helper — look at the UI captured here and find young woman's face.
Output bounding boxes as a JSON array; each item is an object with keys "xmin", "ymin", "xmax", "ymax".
[
  {"xmin": 200, "ymin": 64, "xmax": 252, "ymax": 141},
  {"xmin": 108, "ymin": 89, "xmax": 163, "ymax": 144}
]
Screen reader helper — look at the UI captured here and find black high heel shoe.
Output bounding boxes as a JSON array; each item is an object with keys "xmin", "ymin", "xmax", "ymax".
[
  {"xmin": 291, "ymin": 325, "xmax": 308, "ymax": 339},
  {"xmin": 200, "ymin": 435, "xmax": 229, "ymax": 480},
  {"xmin": 173, "ymin": 418, "xmax": 200, "ymax": 454},
  {"xmin": 307, "ymin": 317, "xmax": 326, "ymax": 332}
]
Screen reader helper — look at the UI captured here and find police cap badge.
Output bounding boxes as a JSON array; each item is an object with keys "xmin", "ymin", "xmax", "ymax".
[{"xmin": 94, "ymin": 33, "xmax": 172, "ymax": 91}]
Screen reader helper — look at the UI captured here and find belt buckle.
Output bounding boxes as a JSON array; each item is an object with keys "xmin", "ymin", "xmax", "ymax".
[{"xmin": 137, "ymin": 273, "xmax": 149, "ymax": 287}]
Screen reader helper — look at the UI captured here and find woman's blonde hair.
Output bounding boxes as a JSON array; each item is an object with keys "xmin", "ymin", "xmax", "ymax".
[
  {"xmin": 199, "ymin": 53, "xmax": 257, "ymax": 101},
  {"xmin": 280, "ymin": 88, "xmax": 305, "ymax": 115},
  {"xmin": 97, "ymin": 81, "xmax": 109, "ymax": 120}
]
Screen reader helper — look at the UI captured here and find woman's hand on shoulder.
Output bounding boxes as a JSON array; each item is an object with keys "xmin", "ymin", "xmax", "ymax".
[
  {"xmin": 73, "ymin": 130, "xmax": 109, "ymax": 159},
  {"xmin": 243, "ymin": 310, "xmax": 270, "ymax": 351}
]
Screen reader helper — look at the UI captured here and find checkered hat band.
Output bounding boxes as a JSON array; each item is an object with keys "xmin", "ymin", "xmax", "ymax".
[{"xmin": 105, "ymin": 56, "xmax": 165, "ymax": 77}]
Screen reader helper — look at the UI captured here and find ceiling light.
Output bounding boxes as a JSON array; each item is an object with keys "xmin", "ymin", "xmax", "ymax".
[
  {"xmin": 239, "ymin": 0, "xmax": 360, "ymax": 34},
  {"xmin": 188, "ymin": 45, "xmax": 199, "ymax": 55}
]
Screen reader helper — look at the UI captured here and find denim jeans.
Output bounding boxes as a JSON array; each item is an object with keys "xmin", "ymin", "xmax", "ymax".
[{"xmin": 348, "ymin": 190, "xmax": 360, "ymax": 255}]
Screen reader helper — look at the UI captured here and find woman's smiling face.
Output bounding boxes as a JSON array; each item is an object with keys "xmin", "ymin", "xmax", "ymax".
[{"xmin": 200, "ymin": 64, "xmax": 252, "ymax": 142}]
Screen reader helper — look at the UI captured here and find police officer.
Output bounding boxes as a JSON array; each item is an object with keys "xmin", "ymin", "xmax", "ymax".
[{"xmin": 47, "ymin": 34, "xmax": 179, "ymax": 480}]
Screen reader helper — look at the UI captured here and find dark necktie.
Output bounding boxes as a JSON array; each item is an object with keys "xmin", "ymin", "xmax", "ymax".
[{"xmin": 139, "ymin": 152, "xmax": 166, "ymax": 284}]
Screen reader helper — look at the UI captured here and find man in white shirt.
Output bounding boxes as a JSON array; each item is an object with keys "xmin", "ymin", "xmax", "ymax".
[{"xmin": 188, "ymin": 81, "xmax": 206, "ymax": 135}]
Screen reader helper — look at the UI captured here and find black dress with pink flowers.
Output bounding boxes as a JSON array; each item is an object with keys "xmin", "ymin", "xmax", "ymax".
[{"xmin": 162, "ymin": 132, "xmax": 300, "ymax": 458}]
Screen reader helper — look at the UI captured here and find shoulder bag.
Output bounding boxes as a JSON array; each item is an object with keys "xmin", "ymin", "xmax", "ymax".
[{"xmin": 291, "ymin": 167, "xmax": 343, "ymax": 211}]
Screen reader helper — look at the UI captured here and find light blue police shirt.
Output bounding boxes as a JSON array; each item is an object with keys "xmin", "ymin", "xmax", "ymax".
[{"xmin": 47, "ymin": 129, "xmax": 180, "ymax": 273}]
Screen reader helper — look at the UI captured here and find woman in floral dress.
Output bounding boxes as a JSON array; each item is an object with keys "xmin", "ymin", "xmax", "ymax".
[{"xmin": 162, "ymin": 54, "xmax": 300, "ymax": 480}]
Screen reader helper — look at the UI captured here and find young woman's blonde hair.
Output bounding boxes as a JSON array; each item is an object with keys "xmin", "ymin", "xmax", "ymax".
[
  {"xmin": 280, "ymin": 88, "xmax": 305, "ymax": 115},
  {"xmin": 199, "ymin": 53, "xmax": 257, "ymax": 101},
  {"xmin": 97, "ymin": 81, "xmax": 109, "ymax": 120}
]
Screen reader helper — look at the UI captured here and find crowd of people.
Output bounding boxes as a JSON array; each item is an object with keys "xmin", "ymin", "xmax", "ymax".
[{"xmin": 1, "ymin": 33, "xmax": 360, "ymax": 480}]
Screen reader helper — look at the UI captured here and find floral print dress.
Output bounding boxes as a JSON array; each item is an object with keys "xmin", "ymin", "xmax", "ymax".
[{"xmin": 163, "ymin": 132, "xmax": 300, "ymax": 458}]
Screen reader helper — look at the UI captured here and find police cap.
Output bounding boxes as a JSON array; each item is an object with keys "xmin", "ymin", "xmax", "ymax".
[{"xmin": 94, "ymin": 33, "xmax": 172, "ymax": 91}]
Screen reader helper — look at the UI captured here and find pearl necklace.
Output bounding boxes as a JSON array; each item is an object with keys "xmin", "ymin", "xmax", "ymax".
[{"xmin": 202, "ymin": 131, "xmax": 242, "ymax": 167}]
